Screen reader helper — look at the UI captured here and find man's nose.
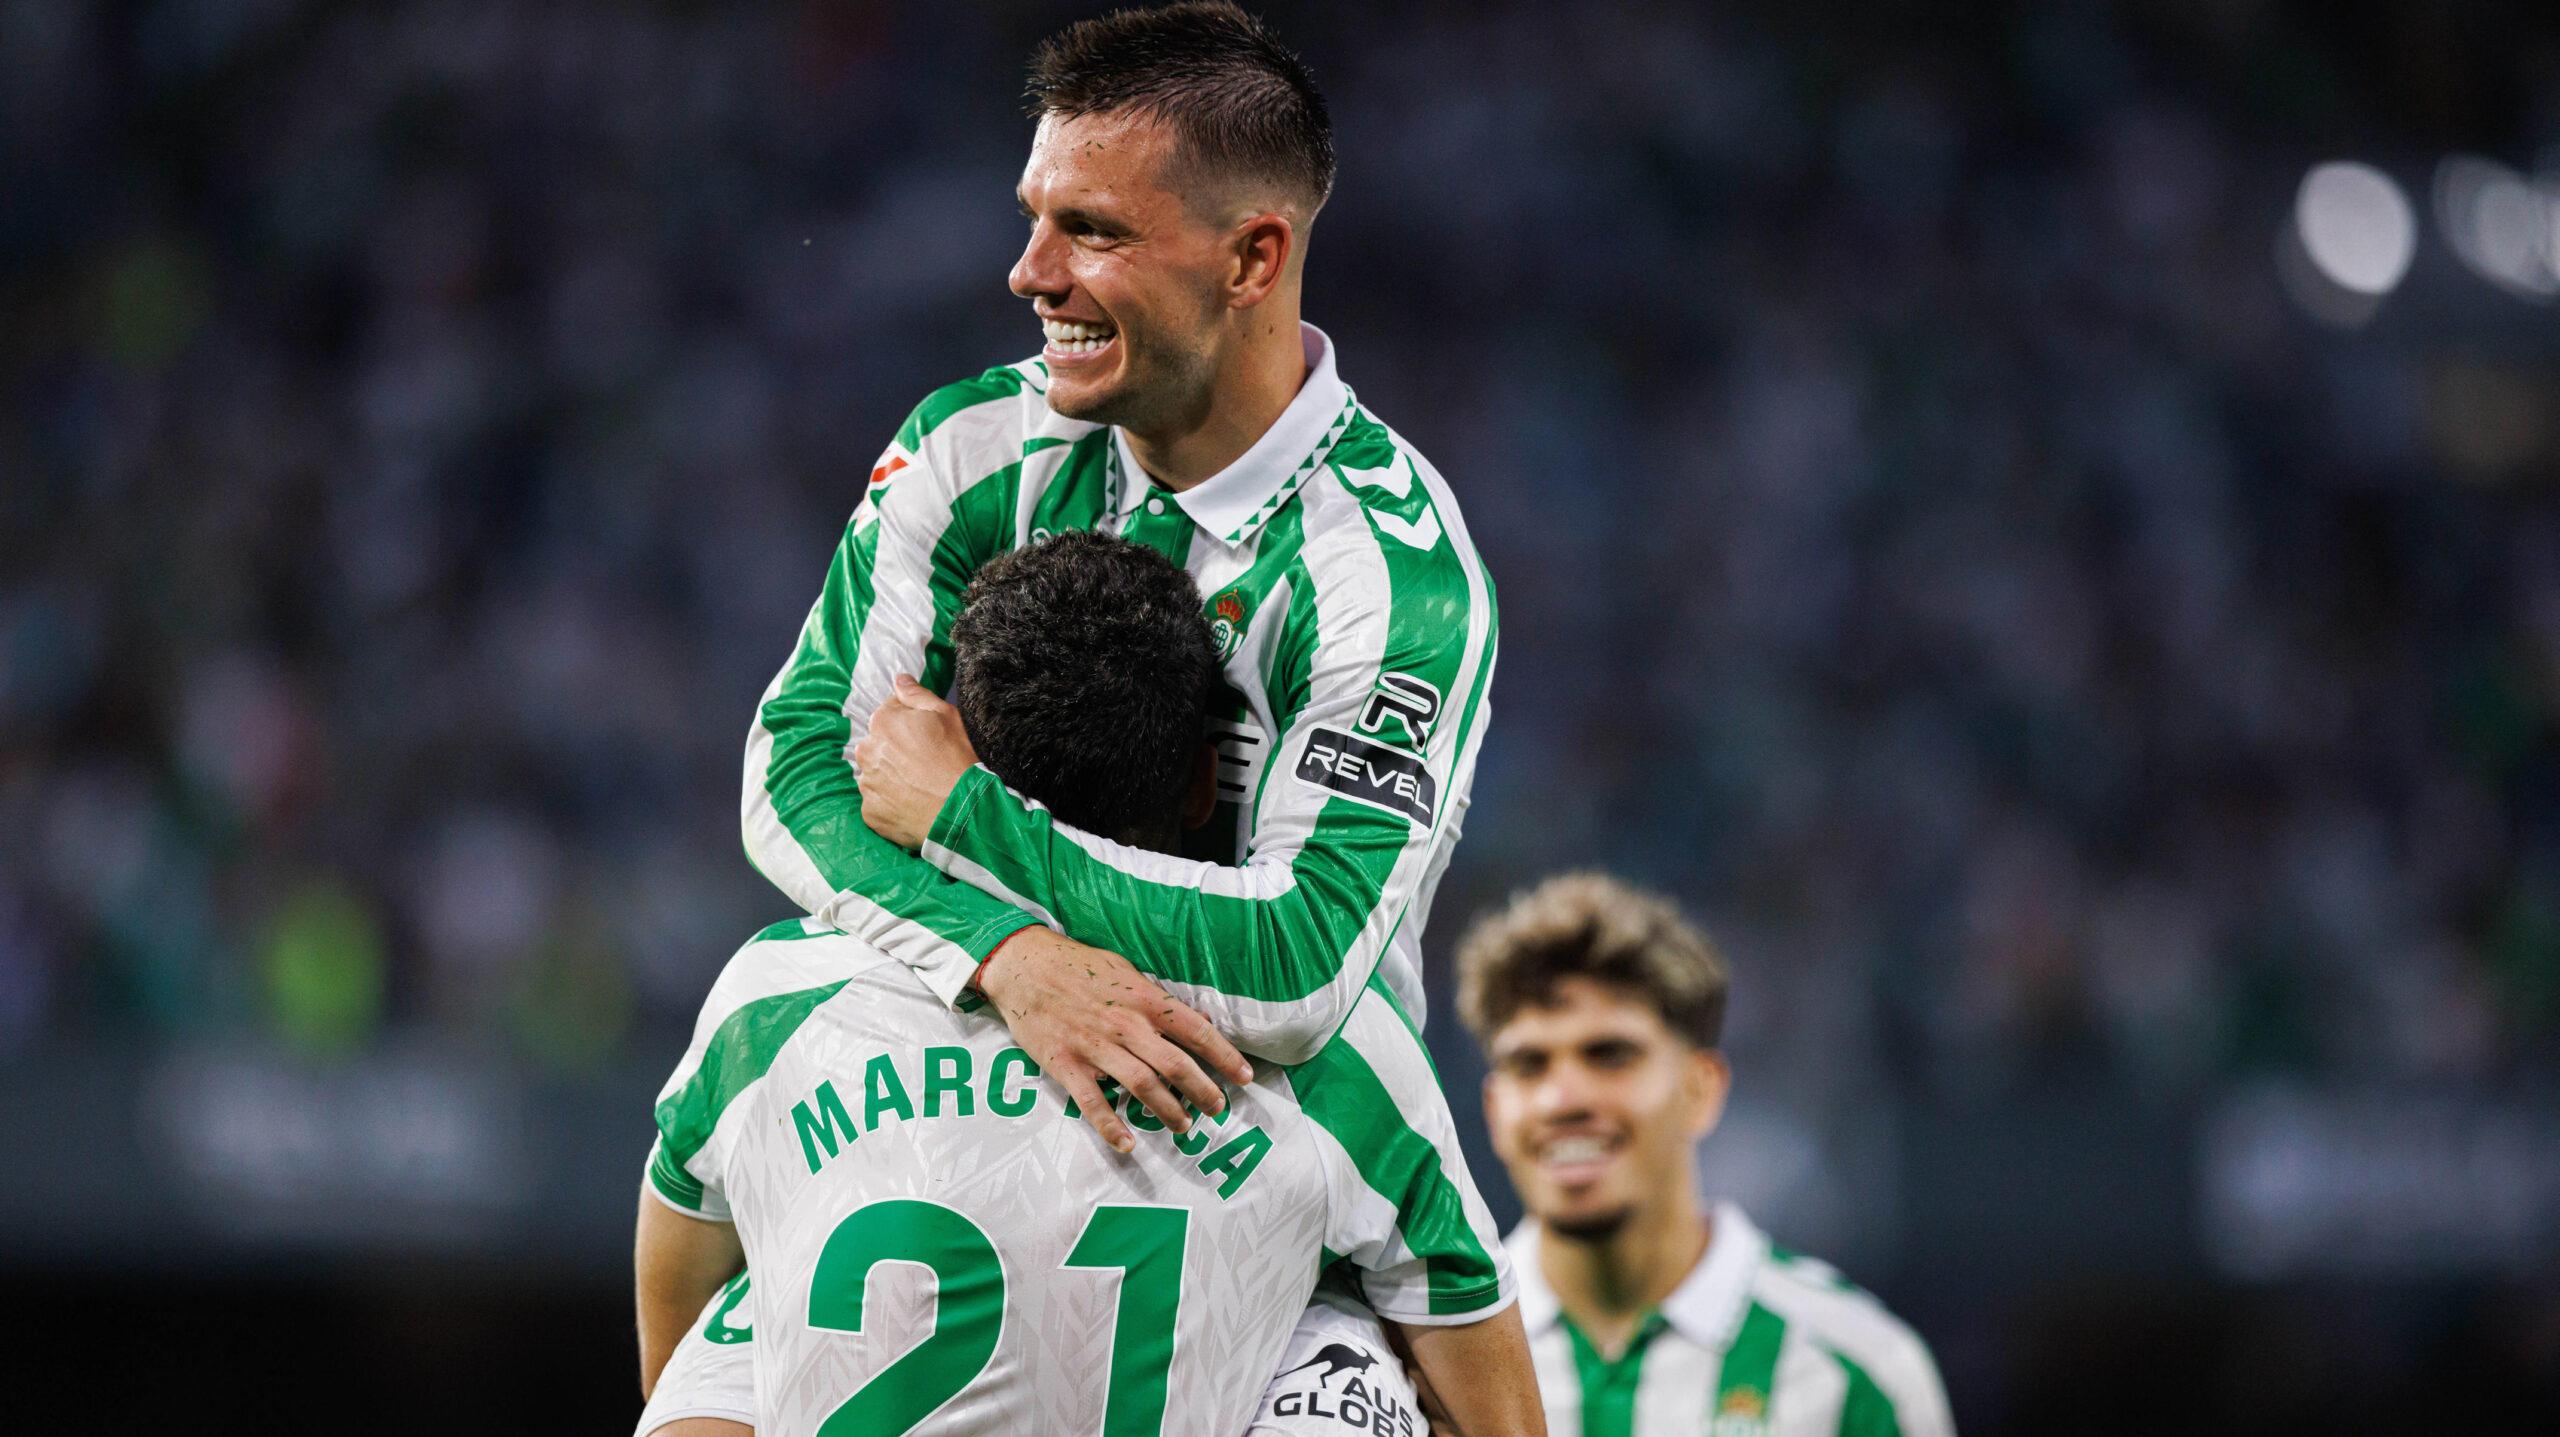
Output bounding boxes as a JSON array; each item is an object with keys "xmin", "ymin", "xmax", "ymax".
[
  {"xmin": 1010, "ymin": 220, "xmax": 1068, "ymax": 301},
  {"xmin": 1530, "ymin": 1061, "xmax": 1592, "ymax": 1117}
]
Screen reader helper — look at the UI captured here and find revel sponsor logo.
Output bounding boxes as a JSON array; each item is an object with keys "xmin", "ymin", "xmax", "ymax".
[{"xmin": 1294, "ymin": 728, "xmax": 1435, "ymax": 826}]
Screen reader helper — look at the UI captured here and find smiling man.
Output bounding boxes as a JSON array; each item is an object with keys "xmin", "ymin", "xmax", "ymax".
[
  {"xmin": 746, "ymin": 2, "xmax": 1496, "ymax": 1151},
  {"xmin": 1460, "ymin": 875, "xmax": 1953, "ymax": 1437}
]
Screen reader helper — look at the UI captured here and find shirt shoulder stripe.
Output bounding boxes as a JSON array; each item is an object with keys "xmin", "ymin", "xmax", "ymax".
[
  {"xmin": 654, "ymin": 978, "xmax": 849, "ymax": 1173},
  {"xmin": 1714, "ymin": 1301, "xmax": 1788, "ymax": 1422},
  {"xmin": 1288, "ymin": 1007, "xmax": 1502, "ymax": 1314},
  {"xmin": 894, "ymin": 365, "xmax": 1034, "ymax": 451},
  {"xmin": 1833, "ymin": 1351, "xmax": 1904, "ymax": 1437},
  {"xmin": 651, "ymin": 930, "xmax": 895, "ymax": 1166},
  {"xmin": 1750, "ymin": 1261, "xmax": 1950, "ymax": 1437},
  {"xmin": 749, "ymin": 916, "xmax": 831, "ymax": 944}
]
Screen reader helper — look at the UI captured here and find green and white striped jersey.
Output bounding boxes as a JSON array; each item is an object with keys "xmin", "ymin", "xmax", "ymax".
[
  {"xmin": 644, "ymin": 915, "xmax": 1513, "ymax": 1437},
  {"xmin": 1513, "ymin": 1206, "xmax": 1952, "ymax": 1437},
  {"xmin": 743, "ymin": 324, "xmax": 1497, "ymax": 1063}
]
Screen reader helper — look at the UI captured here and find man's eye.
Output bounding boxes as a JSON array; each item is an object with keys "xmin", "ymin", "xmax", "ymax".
[{"xmin": 1587, "ymin": 1042, "xmax": 1641, "ymax": 1068}]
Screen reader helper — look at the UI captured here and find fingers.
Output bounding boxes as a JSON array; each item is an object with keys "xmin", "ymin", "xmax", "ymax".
[
  {"xmin": 1094, "ymin": 1042, "xmax": 1194, "ymax": 1137},
  {"xmin": 1149, "ymin": 998, "xmax": 1253, "ymax": 1093},
  {"xmin": 1054, "ymin": 1063, "xmax": 1136, "ymax": 1155},
  {"xmin": 1125, "ymin": 1028, "xmax": 1224, "ymax": 1122},
  {"xmin": 890, "ymin": 673, "xmax": 956, "ymax": 716}
]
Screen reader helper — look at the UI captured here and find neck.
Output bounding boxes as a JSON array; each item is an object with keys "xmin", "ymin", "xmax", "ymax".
[
  {"xmin": 1122, "ymin": 298, "xmax": 1308, "ymax": 491},
  {"xmin": 1539, "ymin": 1199, "xmax": 1712, "ymax": 1359}
]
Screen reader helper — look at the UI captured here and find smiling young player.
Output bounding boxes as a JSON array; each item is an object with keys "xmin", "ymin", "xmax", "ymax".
[
  {"xmin": 1460, "ymin": 876, "xmax": 1951, "ymax": 1437},
  {"xmin": 743, "ymin": 3, "xmax": 1497, "ymax": 1154}
]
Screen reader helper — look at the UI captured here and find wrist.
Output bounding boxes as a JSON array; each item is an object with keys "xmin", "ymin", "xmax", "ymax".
[
  {"xmin": 969, "ymin": 926, "xmax": 1038, "ymax": 995},
  {"xmin": 925, "ymin": 764, "xmax": 995, "ymax": 857}
]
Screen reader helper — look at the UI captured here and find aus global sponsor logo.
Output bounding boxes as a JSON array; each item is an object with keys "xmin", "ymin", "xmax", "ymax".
[
  {"xmin": 1266, "ymin": 1342, "xmax": 1418, "ymax": 1435},
  {"xmin": 1294, "ymin": 728, "xmax": 1435, "ymax": 826}
]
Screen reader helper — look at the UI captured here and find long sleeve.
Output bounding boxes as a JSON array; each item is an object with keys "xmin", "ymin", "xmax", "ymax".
[
  {"xmin": 741, "ymin": 373, "xmax": 1047, "ymax": 1006},
  {"xmin": 920, "ymin": 449, "xmax": 1499, "ymax": 1062}
]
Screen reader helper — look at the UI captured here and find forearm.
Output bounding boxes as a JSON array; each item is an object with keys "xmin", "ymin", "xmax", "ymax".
[
  {"xmin": 745, "ymin": 517, "xmax": 1041, "ymax": 999},
  {"xmin": 635, "ymin": 1193, "xmax": 744, "ymax": 1398},
  {"xmin": 1394, "ymin": 1306, "xmax": 1544, "ymax": 1437},
  {"xmin": 927, "ymin": 767, "xmax": 1412, "ymax": 1059}
]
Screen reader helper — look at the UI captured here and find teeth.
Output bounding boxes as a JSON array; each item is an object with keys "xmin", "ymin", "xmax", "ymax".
[
  {"xmin": 1043, "ymin": 318, "xmax": 1116, "ymax": 353},
  {"xmin": 1543, "ymin": 1137, "xmax": 1611, "ymax": 1165}
]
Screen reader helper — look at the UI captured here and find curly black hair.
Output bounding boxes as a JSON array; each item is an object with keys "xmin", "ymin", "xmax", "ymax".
[{"xmin": 950, "ymin": 530, "xmax": 1220, "ymax": 847}]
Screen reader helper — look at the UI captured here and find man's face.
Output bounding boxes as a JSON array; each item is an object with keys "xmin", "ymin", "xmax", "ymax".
[
  {"xmin": 1483, "ymin": 978, "xmax": 1728, "ymax": 1239},
  {"xmin": 1012, "ymin": 110, "xmax": 1232, "ymax": 434}
]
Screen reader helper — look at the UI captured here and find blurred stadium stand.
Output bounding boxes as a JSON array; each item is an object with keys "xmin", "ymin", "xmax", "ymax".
[{"xmin": 2, "ymin": 0, "xmax": 2558, "ymax": 1430}]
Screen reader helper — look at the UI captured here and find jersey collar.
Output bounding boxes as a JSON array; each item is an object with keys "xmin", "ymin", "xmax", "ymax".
[
  {"xmin": 1111, "ymin": 321, "xmax": 1354, "ymax": 547},
  {"xmin": 1505, "ymin": 1202, "xmax": 1770, "ymax": 1352}
]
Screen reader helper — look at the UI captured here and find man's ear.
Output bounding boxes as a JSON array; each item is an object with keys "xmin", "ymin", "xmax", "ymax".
[
  {"xmin": 1226, "ymin": 213, "xmax": 1295, "ymax": 309},
  {"xmin": 1685, "ymin": 1048, "xmax": 1732, "ymax": 1144},
  {"xmin": 1181, "ymin": 742, "xmax": 1220, "ymax": 830}
]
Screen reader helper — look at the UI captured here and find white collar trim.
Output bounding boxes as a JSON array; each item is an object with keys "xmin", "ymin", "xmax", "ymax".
[
  {"xmin": 1505, "ymin": 1202, "xmax": 1769, "ymax": 1351},
  {"xmin": 1659, "ymin": 1202, "xmax": 1768, "ymax": 1349},
  {"xmin": 1112, "ymin": 322, "xmax": 1351, "ymax": 545}
]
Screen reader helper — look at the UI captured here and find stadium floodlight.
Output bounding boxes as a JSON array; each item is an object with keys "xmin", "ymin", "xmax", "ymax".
[
  {"xmin": 2434, "ymin": 155, "xmax": 2560, "ymax": 300},
  {"xmin": 2294, "ymin": 161, "xmax": 2418, "ymax": 297}
]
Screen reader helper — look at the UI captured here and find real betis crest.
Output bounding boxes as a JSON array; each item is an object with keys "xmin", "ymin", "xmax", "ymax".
[
  {"xmin": 1208, "ymin": 584, "xmax": 1253, "ymax": 661},
  {"xmin": 1712, "ymin": 1385, "xmax": 1769, "ymax": 1437}
]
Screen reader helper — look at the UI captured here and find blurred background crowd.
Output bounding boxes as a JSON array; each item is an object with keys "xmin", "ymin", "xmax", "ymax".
[{"xmin": 3, "ymin": 0, "xmax": 2557, "ymax": 1431}]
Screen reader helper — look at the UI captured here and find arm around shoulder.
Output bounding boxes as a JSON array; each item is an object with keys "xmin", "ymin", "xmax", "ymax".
[{"xmin": 741, "ymin": 415, "xmax": 1043, "ymax": 1003}]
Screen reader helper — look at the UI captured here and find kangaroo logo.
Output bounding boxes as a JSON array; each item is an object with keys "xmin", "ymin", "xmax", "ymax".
[{"xmin": 1278, "ymin": 1343, "xmax": 1378, "ymax": 1387}]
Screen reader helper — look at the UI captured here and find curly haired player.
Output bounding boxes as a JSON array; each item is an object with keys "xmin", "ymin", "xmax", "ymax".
[{"xmin": 637, "ymin": 534, "xmax": 1536, "ymax": 1437}]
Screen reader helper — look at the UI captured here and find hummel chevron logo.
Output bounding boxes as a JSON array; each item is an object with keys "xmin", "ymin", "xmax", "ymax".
[
  {"xmin": 1336, "ymin": 457, "xmax": 1413, "ymax": 498},
  {"xmin": 1369, "ymin": 508, "xmax": 1441, "ymax": 551}
]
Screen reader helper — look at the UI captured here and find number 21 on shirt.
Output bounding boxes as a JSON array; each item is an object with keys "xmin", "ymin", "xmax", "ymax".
[{"xmin": 809, "ymin": 1198, "xmax": 1188, "ymax": 1437}]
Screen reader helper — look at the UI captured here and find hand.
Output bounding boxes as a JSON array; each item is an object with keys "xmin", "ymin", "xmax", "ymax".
[
  {"xmin": 854, "ymin": 674, "xmax": 979, "ymax": 848},
  {"xmin": 976, "ymin": 927, "xmax": 1254, "ymax": 1154}
]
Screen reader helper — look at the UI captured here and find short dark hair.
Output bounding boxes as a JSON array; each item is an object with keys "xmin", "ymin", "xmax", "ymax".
[
  {"xmin": 1027, "ymin": 2, "xmax": 1334, "ymax": 215},
  {"xmin": 951, "ymin": 531, "xmax": 1219, "ymax": 846},
  {"xmin": 1456, "ymin": 873, "xmax": 1731, "ymax": 1050}
]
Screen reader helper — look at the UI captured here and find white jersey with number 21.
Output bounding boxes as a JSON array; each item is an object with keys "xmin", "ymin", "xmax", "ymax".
[{"xmin": 642, "ymin": 918, "xmax": 1512, "ymax": 1437}]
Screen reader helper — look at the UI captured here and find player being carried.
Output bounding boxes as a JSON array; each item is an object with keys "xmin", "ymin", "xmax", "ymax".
[
  {"xmin": 744, "ymin": 0, "xmax": 1497, "ymax": 1152},
  {"xmin": 635, "ymin": 533, "xmax": 1539, "ymax": 1437}
]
